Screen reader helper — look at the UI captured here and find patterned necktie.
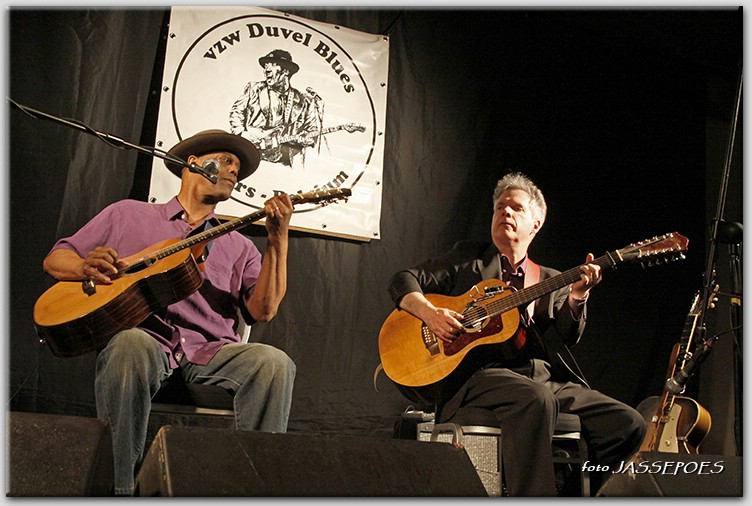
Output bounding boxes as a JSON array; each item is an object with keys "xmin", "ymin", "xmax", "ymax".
[{"xmin": 501, "ymin": 255, "xmax": 524, "ymax": 291}]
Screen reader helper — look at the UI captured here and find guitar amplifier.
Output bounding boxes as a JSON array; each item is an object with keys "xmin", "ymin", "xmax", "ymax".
[
  {"xmin": 417, "ymin": 419, "xmax": 589, "ymax": 497},
  {"xmin": 418, "ymin": 421, "xmax": 502, "ymax": 496}
]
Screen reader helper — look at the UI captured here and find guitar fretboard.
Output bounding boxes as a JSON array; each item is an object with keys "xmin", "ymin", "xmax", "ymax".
[
  {"xmin": 663, "ymin": 293, "xmax": 702, "ymax": 412},
  {"xmin": 123, "ymin": 191, "xmax": 324, "ymax": 273},
  {"xmin": 480, "ymin": 252, "xmax": 619, "ymax": 318}
]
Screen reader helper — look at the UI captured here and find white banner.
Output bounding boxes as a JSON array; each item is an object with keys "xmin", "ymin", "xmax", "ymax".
[{"xmin": 149, "ymin": 6, "xmax": 389, "ymax": 241}]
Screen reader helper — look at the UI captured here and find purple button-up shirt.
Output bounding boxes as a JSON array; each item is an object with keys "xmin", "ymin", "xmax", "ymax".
[{"xmin": 50, "ymin": 197, "xmax": 262, "ymax": 368}]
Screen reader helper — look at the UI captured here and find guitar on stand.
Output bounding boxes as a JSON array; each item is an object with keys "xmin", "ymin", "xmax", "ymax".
[{"xmin": 636, "ymin": 289, "xmax": 716, "ymax": 453}]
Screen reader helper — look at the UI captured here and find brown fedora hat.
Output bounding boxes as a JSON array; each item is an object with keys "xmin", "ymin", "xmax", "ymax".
[{"xmin": 165, "ymin": 129, "xmax": 261, "ymax": 181}]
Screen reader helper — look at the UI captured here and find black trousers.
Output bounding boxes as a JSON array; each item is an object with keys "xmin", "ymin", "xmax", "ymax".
[{"xmin": 439, "ymin": 360, "xmax": 646, "ymax": 496}]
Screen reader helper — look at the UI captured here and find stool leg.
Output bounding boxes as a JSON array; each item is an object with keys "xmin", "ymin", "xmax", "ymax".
[
  {"xmin": 577, "ymin": 438, "xmax": 590, "ymax": 496},
  {"xmin": 497, "ymin": 430, "xmax": 505, "ymax": 496}
]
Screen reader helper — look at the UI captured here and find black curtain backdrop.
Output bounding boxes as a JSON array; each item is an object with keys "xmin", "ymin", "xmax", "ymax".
[{"xmin": 9, "ymin": 8, "xmax": 742, "ymax": 456}]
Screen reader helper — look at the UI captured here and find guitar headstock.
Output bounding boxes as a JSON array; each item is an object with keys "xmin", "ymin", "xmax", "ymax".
[
  {"xmin": 292, "ymin": 187, "xmax": 352, "ymax": 206},
  {"xmin": 343, "ymin": 122, "xmax": 366, "ymax": 133},
  {"xmin": 616, "ymin": 232, "xmax": 688, "ymax": 268},
  {"xmin": 686, "ymin": 284, "xmax": 719, "ymax": 314}
]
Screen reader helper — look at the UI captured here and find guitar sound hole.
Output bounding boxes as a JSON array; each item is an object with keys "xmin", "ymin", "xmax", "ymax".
[
  {"xmin": 122, "ymin": 261, "xmax": 150, "ymax": 275},
  {"xmin": 462, "ymin": 305, "xmax": 488, "ymax": 332}
]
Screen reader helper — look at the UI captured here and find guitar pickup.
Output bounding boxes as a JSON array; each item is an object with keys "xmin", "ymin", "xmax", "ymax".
[
  {"xmin": 484, "ymin": 285, "xmax": 506, "ymax": 295},
  {"xmin": 477, "ymin": 284, "xmax": 513, "ymax": 300}
]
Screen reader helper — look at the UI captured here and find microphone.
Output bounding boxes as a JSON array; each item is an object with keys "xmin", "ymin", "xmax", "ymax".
[
  {"xmin": 665, "ymin": 337, "xmax": 715, "ymax": 395},
  {"xmin": 188, "ymin": 158, "xmax": 219, "ymax": 184},
  {"xmin": 306, "ymin": 87, "xmax": 322, "ymax": 101}
]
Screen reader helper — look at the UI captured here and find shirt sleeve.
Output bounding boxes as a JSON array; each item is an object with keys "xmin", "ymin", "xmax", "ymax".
[
  {"xmin": 387, "ymin": 241, "xmax": 481, "ymax": 308},
  {"xmin": 238, "ymin": 237, "xmax": 263, "ymax": 323},
  {"xmin": 49, "ymin": 202, "xmax": 122, "ymax": 258}
]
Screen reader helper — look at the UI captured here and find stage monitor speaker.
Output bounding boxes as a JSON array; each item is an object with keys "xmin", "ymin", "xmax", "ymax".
[
  {"xmin": 8, "ymin": 411, "xmax": 113, "ymax": 496},
  {"xmin": 135, "ymin": 425, "xmax": 487, "ymax": 496},
  {"xmin": 596, "ymin": 452, "xmax": 742, "ymax": 497}
]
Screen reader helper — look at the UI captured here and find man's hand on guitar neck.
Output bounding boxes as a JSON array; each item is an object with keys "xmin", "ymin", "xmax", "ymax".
[
  {"xmin": 399, "ymin": 291, "xmax": 464, "ymax": 342},
  {"xmin": 263, "ymin": 194, "xmax": 293, "ymax": 242},
  {"xmin": 568, "ymin": 252, "xmax": 602, "ymax": 310}
]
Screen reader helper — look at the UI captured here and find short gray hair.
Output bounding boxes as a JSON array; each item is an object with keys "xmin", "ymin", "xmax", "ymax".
[{"xmin": 492, "ymin": 172, "xmax": 547, "ymax": 223}]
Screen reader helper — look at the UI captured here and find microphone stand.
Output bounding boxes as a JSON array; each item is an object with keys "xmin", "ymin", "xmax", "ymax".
[
  {"xmin": 717, "ymin": 220, "xmax": 743, "ymax": 456},
  {"xmin": 665, "ymin": 68, "xmax": 743, "ymax": 454},
  {"xmin": 7, "ymin": 98, "xmax": 216, "ymax": 183}
]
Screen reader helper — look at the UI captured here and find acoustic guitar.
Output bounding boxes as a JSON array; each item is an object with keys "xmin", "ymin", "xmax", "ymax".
[
  {"xmin": 636, "ymin": 290, "xmax": 713, "ymax": 453},
  {"xmin": 33, "ymin": 187, "xmax": 351, "ymax": 358},
  {"xmin": 378, "ymin": 232, "xmax": 689, "ymax": 405}
]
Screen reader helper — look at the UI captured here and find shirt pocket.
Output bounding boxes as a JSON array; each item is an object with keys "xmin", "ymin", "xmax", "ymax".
[{"xmin": 202, "ymin": 260, "xmax": 235, "ymax": 294}]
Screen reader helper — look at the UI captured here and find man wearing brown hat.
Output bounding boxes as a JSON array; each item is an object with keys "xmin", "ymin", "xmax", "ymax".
[
  {"xmin": 229, "ymin": 48, "xmax": 319, "ymax": 169},
  {"xmin": 42, "ymin": 130, "xmax": 296, "ymax": 495}
]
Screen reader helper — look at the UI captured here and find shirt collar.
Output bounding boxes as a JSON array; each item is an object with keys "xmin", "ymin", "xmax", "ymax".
[
  {"xmin": 500, "ymin": 253, "xmax": 528, "ymax": 277},
  {"xmin": 166, "ymin": 196, "xmax": 185, "ymax": 221},
  {"xmin": 165, "ymin": 196, "xmax": 219, "ymax": 226}
]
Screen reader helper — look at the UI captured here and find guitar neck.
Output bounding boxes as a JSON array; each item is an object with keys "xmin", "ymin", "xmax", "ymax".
[
  {"xmin": 660, "ymin": 293, "xmax": 702, "ymax": 415},
  {"xmin": 126, "ymin": 194, "xmax": 307, "ymax": 271},
  {"xmin": 277, "ymin": 125, "xmax": 344, "ymax": 144},
  {"xmin": 486, "ymin": 252, "xmax": 618, "ymax": 316},
  {"xmin": 677, "ymin": 312, "xmax": 701, "ymax": 367},
  {"xmin": 158, "ymin": 209, "xmax": 265, "ymax": 258}
]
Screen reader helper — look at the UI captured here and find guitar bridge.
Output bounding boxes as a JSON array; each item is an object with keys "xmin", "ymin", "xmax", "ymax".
[{"xmin": 421, "ymin": 324, "xmax": 440, "ymax": 356}]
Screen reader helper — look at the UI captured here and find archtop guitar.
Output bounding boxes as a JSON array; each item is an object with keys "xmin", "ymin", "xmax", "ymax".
[{"xmin": 636, "ymin": 290, "xmax": 714, "ymax": 453}]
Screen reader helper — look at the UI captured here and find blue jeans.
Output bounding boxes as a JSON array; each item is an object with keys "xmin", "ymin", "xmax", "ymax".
[{"xmin": 95, "ymin": 329, "xmax": 296, "ymax": 496}]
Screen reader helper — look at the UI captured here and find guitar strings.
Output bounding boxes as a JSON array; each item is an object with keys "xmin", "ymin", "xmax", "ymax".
[{"xmin": 121, "ymin": 189, "xmax": 346, "ymax": 274}]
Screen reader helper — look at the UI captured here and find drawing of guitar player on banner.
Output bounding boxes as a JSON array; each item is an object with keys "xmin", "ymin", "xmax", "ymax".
[{"xmin": 229, "ymin": 49, "xmax": 365, "ymax": 170}]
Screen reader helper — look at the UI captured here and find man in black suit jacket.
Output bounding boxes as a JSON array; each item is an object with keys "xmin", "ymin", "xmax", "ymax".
[{"xmin": 387, "ymin": 172, "xmax": 645, "ymax": 496}]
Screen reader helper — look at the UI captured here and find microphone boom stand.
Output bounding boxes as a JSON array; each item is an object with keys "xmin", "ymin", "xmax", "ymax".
[
  {"xmin": 8, "ymin": 98, "xmax": 216, "ymax": 182},
  {"xmin": 664, "ymin": 68, "xmax": 743, "ymax": 455}
]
